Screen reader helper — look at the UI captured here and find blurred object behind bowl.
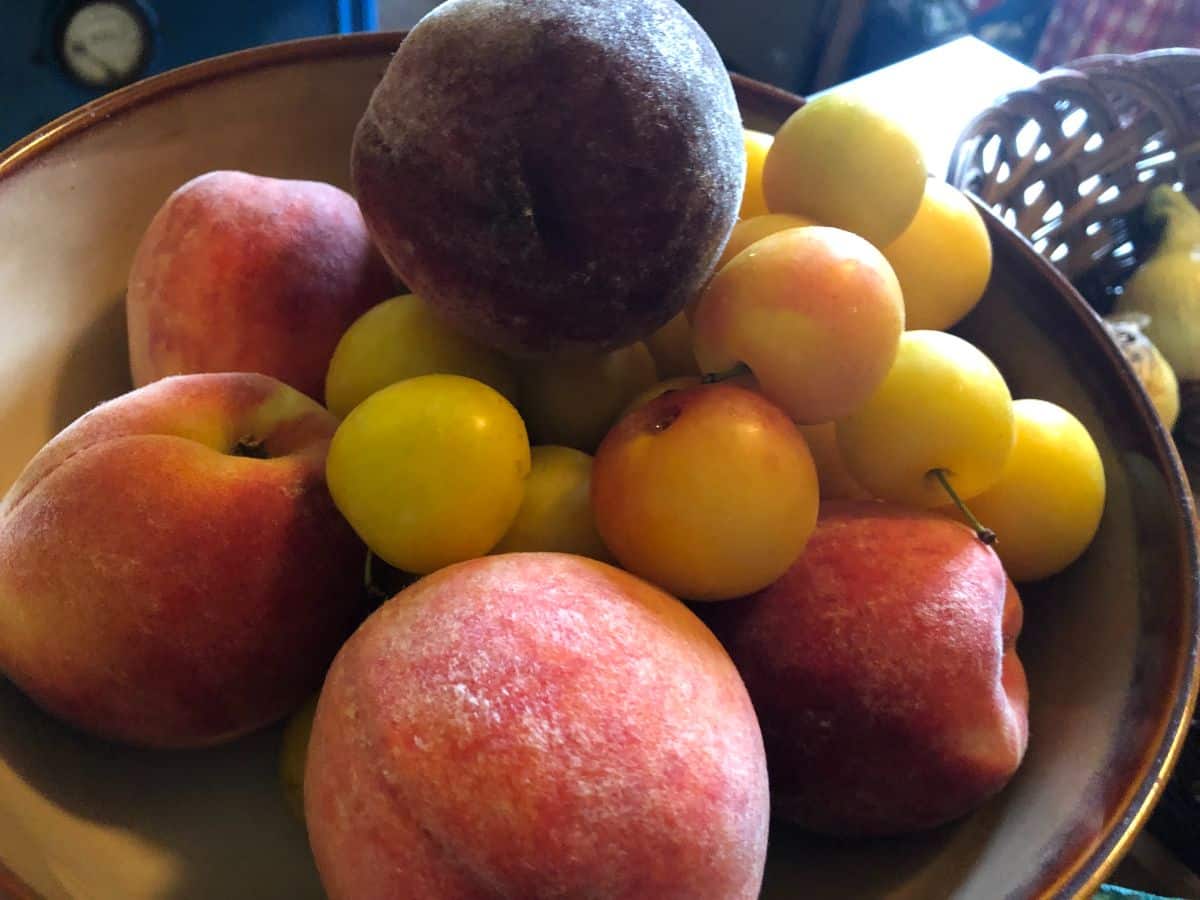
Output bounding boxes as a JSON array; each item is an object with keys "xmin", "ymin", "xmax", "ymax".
[{"xmin": 0, "ymin": 0, "xmax": 377, "ymax": 150}]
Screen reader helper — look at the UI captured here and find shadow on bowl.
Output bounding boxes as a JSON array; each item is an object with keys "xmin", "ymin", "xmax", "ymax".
[
  {"xmin": 0, "ymin": 679, "xmax": 320, "ymax": 900},
  {"xmin": 52, "ymin": 295, "xmax": 132, "ymax": 434}
]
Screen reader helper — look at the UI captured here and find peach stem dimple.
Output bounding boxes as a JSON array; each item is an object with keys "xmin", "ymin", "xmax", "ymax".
[{"xmin": 232, "ymin": 436, "xmax": 270, "ymax": 459}]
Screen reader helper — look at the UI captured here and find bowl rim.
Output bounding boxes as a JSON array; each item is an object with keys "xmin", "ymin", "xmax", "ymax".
[
  {"xmin": 0, "ymin": 28, "xmax": 1198, "ymax": 900},
  {"xmin": 0, "ymin": 31, "xmax": 397, "ymax": 178},
  {"xmin": 968, "ymin": 197, "xmax": 1200, "ymax": 898}
]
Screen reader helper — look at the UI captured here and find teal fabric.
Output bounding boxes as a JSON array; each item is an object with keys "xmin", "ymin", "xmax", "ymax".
[{"xmin": 1095, "ymin": 885, "xmax": 1183, "ymax": 899}]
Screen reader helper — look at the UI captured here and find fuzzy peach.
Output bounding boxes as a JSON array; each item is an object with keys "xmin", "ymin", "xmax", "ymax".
[
  {"xmin": 351, "ymin": 0, "xmax": 744, "ymax": 356},
  {"xmin": 0, "ymin": 373, "xmax": 366, "ymax": 748},
  {"xmin": 305, "ymin": 552, "xmax": 769, "ymax": 899},
  {"xmin": 126, "ymin": 170, "xmax": 395, "ymax": 400},
  {"xmin": 701, "ymin": 501, "xmax": 1028, "ymax": 836}
]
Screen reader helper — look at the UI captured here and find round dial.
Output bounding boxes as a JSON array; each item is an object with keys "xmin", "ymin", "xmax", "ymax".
[{"xmin": 58, "ymin": 1, "xmax": 153, "ymax": 89}]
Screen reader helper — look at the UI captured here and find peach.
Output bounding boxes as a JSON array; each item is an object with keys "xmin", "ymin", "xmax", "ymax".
[
  {"xmin": 0, "ymin": 373, "xmax": 366, "ymax": 748},
  {"xmin": 351, "ymin": 0, "xmax": 745, "ymax": 356},
  {"xmin": 126, "ymin": 170, "xmax": 395, "ymax": 400},
  {"xmin": 700, "ymin": 501, "xmax": 1029, "ymax": 836},
  {"xmin": 692, "ymin": 226, "xmax": 904, "ymax": 424},
  {"xmin": 305, "ymin": 553, "xmax": 769, "ymax": 900}
]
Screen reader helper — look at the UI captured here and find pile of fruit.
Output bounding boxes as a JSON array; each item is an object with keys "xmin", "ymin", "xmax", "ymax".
[{"xmin": 0, "ymin": 0, "xmax": 1110, "ymax": 896}]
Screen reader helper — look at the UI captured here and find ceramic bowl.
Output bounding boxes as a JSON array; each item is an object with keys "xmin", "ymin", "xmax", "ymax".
[{"xmin": 0, "ymin": 32, "xmax": 1196, "ymax": 900}]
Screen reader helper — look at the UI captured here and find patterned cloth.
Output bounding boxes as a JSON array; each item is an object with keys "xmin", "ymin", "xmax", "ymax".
[{"xmin": 1033, "ymin": 0, "xmax": 1200, "ymax": 70}]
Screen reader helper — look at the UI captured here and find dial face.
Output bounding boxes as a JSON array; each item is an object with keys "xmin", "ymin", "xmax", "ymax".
[{"xmin": 60, "ymin": 2, "xmax": 151, "ymax": 88}]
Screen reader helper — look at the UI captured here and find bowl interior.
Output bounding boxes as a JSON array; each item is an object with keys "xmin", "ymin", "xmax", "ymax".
[{"xmin": 0, "ymin": 33, "xmax": 1195, "ymax": 900}]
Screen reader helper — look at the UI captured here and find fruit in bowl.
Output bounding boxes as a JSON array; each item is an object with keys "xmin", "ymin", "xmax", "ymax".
[
  {"xmin": 126, "ymin": 170, "xmax": 396, "ymax": 402},
  {"xmin": 692, "ymin": 225, "xmax": 905, "ymax": 424},
  {"xmin": 591, "ymin": 380, "xmax": 820, "ymax": 601},
  {"xmin": 0, "ymin": 4, "xmax": 1195, "ymax": 900},
  {"xmin": 700, "ymin": 501, "xmax": 1029, "ymax": 837},
  {"xmin": 0, "ymin": 373, "xmax": 366, "ymax": 748},
  {"xmin": 351, "ymin": 0, "xmax": 747, "ymax": 358},
  {"xmin": 305, "ymin": 553, "xmax": 770, "ymax": 900}
]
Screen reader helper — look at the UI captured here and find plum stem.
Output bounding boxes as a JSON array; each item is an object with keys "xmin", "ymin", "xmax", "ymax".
[
  {"xmin": 363, "ymin": 550, "xmax": 392, "ymax": 605},
  {"xmin": 930, "ymin": 469, "xmax": 997, "ymax": 546},
  {"xmin": 701, "ymin": 361, "xmax": 752, "ymax": 384}
]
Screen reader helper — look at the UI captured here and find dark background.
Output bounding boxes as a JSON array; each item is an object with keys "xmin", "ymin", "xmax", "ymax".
[{"xmin": 2, "ymin": 0, "xmax": 1058, "ymax": 151}]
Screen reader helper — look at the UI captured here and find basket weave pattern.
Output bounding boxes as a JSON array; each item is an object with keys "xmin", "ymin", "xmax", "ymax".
[{"xmin": 949, "ymin": 49, "xmax": 1200, "ymax": 313}]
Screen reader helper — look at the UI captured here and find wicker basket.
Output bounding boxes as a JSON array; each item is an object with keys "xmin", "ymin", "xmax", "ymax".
[
  {"xmin": 948, "ymin": 46, "xmax": 1200, "ymax": 879},
  {"xmin": 949, "ymin": 49, "xmax": 1200, "ymax": 305},
  {"xmin": 949, "ymin": 48, "xmax": 1200, "ymax": 444}
]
